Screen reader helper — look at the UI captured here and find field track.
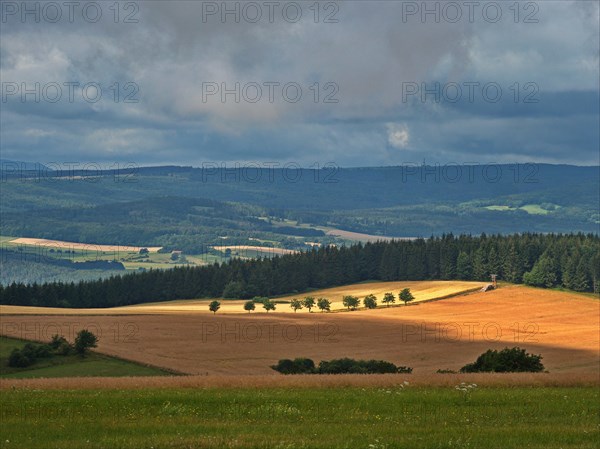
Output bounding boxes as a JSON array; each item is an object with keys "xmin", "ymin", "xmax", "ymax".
[{"xmin": 1, "ymin": 285, "xmax": 597, "ymax": 379}]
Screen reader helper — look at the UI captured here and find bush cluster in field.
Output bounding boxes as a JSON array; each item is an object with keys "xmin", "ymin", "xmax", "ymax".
[
  {"xmin": 271, "ymin": 347, "xmax": 544, "ymax": 375},
  {"xmin": 8, "ymin": 330, "xmax": 97, "ymax": 368},
  {"xmin": 271, "ymin": 357, "xmax": 413, "ymax": 375},
  {"xmin": 438, "ymin": 347, "xmax": 545, "ymax": 374},
  {"xmin": 460, "ymin": 347, "xmax": 545, "ymax": 373}
]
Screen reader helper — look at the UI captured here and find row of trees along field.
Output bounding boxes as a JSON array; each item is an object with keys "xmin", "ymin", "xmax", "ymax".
[{"xmin": 1, "ymin": 233, "xmax": 598, "ymax": 308}]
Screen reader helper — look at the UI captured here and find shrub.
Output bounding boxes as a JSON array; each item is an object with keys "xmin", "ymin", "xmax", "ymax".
[
  {"xmin": 271, "ymin": 357, "xmax": 412, "ymax": 375},
  {"xmin": 33, "ymin": 344, "xmax": 51, "ymax": 358},
  {"xmin": 8, "ymin": 348, "xmax": 33, "ymax": 368},
  {"xmin": 317, "ymin": 358, "xmax": 411, "ymax": 374},
  {"xmin": 7, "ymin": 342, "xmax": 52, "ymax": 368},
  {"xmin": 460, "ymin": 347, "xmax": 544, "ymax": 373},
  {"xmin": 363, "ymin": 359, "xmax": 398, "ymax": 373},
  {"xmin": 19, "ymin": 342, "xmax": 51, "ymax": 359},
  {"xmin": 56, "ymin": 341, "xmax": 73, "ymax": 356},
  {"xmin": 20, "ymin": 343, "xmax": 37, "ymax": 359},
  {"xmin": 317, "ymin": 358, "xmax": 360, "ymax": 374},
  {"xmin": 49, "ymin": 334, "xmax": 69, "ymax": 351},
  {"xmin": 271, "ymin": 358, "xmax": 316, "ymax": 374},
  {"xmin": 74, "ymin": 329, "xmax": 98, "ymax": 356}
]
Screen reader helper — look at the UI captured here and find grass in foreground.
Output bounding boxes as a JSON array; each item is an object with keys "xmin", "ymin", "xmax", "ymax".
[
  {"xmin": 0, "ymin": 336, "xmax": 172, "ymax": 378},
  {"xmin": 0, "ymin": 386, "xmax": 597, "ymax": 449}
]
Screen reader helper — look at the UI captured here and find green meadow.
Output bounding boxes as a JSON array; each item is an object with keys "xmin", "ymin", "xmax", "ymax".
[
  {"xmin": 0, "ymin": 386, "xmax": 597, "ymax": 449},
  {"xmin": 0, "ymin": 336, "xmax": 172, "ymax": 379}
]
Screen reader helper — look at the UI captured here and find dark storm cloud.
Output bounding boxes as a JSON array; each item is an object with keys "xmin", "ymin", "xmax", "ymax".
[{"xmin": 0, "ymin": 0, "xmax": 598, "ymax": 166}]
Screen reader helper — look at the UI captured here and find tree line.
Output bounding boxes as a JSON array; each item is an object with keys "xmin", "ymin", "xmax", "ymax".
[
  {"xmin": 1, "ymin": 233, "xmax": 598, "ymax": 308},
  {"xmin": 207, "ymin": 290, "xmax": 412, "ymax": 314}
]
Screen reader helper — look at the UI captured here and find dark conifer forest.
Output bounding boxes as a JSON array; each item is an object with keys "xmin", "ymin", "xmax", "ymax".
[{"xmin": 2, "ymin": 233, "xmax": 598, "ymax": 308}]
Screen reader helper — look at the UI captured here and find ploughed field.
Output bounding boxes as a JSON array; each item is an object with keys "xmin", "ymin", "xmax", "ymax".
[{"xmin": 1, "ymin": 284, "xmax": 597, "ymax": 377}]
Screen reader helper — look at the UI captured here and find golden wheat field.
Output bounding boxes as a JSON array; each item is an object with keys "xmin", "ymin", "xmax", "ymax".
[
  {"xmin": 8, "ymin": 237, "xmax": 162, "ymax": 253},
  {"xmin": 1, "ymin": 284, "xmax": 597, "ymax": 381},
  {"xmin": 0, "ymin": 280, "xmax": 482, "ymax": 315},
  {"xmin": 2, "ymin": 372, "xmax": 597, "ymax": 390}
]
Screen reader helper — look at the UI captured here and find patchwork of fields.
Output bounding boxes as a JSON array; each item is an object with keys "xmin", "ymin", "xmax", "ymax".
[
  {"xmin": 1, "ymin": 281, "xmax": 598, "ymax": 449},
  {"xmin": 1, "ymin": 284, "xmax": 597, "ymax": 377}
]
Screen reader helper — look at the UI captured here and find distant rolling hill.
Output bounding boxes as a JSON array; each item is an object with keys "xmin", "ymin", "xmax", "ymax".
[{"xmin": 1, "ymin": 163, "xmax": 598, "ymax": 253}]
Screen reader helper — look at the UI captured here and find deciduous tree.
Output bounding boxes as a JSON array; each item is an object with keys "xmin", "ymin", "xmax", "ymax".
[
  {"xmin": 382, "ymin": 292, "xmax": 395, "ymax": 307},
  {"xmin": 209, "ymin": 300, "xmax": 221, "ymax": 314},
  {"xmin": 399, "ymin": 288, "xmax": 414, "ymax": 305},
  {"xmin": 317, "ymin": 298, "xmax": 331, "ymax": 312},
  {"xmin": 363, "ymin": 294, "xmax": 377, "ymax": 309}
]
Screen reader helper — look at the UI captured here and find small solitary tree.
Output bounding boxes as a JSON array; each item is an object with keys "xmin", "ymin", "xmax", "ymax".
[
  {"xmin": 263, "ymin": 300, "xmax": 276, "ymax": 313},
  {"xmin": 74, "ymin": 329, "xmax": 98, "ymax": 357},
  {"xmin": 303, "ymin": 296, "xmax": 316, "ymax": 313},
  {"xmin": 342, "ymin": 295, "xmax": 360, "ymax": 311},
  {"xmin": 382, "ymin": 292, "xmax": 395, "ymax": 307},
  {"xmin": 209, "ymin": 300, "xmax": 221, "ymax": 314},
  {"xmin": 317, "ymin": 298, "xmax": 331, "ymax": 312},
  {"xmin": 363, "ymin": 294, "xmax": 377, "ymax": 309},
  {"xmin": 399, "ymin": 288, "xmax": 414, "ymax": 305},
  {"xmin": 290, "ymin": 299, "xmax": 303, "ymax": 312},
  {"xmin": 243, "ymin": 300, "xmax": 255, "ymax": 313}
]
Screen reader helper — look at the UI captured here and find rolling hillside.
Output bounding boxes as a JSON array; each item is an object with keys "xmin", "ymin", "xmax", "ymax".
[{"xmin": 1, "ymin": 284, "xmax": 596, "ymax": 376}]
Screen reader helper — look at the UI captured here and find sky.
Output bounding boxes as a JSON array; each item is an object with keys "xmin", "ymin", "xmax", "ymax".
[{"xmin": 1, "ymin": 0, "xmax": 599, "ymax": 167}]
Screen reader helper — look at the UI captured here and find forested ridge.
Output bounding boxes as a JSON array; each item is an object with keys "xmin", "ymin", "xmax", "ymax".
[
  {"xmin": 2, "ymin": 164, "xmax": 599, "ymax": 243},
  {"xmin": 1, "ymin": 233, "xmax": 598, "ymax": 308}
]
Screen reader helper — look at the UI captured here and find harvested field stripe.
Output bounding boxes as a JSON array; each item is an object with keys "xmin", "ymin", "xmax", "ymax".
[{"xmin": 9, "ymin": 237, "xmax": 162, "ymax": 253}]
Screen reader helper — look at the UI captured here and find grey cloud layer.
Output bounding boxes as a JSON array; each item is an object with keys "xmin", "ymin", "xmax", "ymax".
[{"xmin": 1, "ymin": 1, "xmax": 598, "ymax": 166}]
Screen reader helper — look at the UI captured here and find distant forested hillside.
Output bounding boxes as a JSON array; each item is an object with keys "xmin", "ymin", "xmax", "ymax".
[
  {"xmin": 1, "ymin": 164, "xmax": 598, "ymax": 249},
  {"xmin": 0, "ymin": 251, "xmax": 124, "ymax": 286},
  {"xmin": 2, "ymin": 233, "xmax": 598, "ymax": 308},
  {"xmin": 0, "ymin": 196, "xmax": 326, "ymax": 254}
]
